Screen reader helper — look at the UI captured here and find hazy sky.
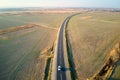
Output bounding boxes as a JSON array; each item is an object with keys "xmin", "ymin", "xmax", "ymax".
[{"xmin": 0, "ymin": 0, "xmax": 120, "ymax": 8}]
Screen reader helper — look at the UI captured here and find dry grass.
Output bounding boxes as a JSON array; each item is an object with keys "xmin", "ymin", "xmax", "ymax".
[
  {"xmin": 67, "ymin": 11, "xmax": 120, "ymax": 80},
  {"xmin": 89, "ymin": 41, "xmax": 120, "ymax": 80},
  {"xmin": 80, "ymin": 16, "xmax": 92, "ymax": 20}
]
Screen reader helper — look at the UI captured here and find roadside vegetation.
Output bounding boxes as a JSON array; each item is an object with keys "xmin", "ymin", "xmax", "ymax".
[{"xmin": 67, "ymin": 11, "xmax": 120, "ymax": 80}]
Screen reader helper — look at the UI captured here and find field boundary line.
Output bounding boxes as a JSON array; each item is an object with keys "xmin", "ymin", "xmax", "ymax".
[{"xmin": 36, "ymin": 24, "xmax": 58, "ymax": 30}]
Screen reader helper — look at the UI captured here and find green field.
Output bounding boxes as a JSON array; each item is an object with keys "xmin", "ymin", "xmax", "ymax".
[
  {"xmin": 67, "ymin": 11, "xmax": 120, "ymax": 80},
  {"xmin": 0, "ymin": 26, "xmax": 57, "ymax": 80},
  {"xmin": 0, "ymin": 13, "xmax": 71, "ymax": 80},
  {"xmin": 0, "ymin": 13, "xmax": 70, "ymax": 29}
]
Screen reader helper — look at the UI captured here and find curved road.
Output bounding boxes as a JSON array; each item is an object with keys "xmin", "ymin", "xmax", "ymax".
[
  {"xmin": 53, "ymin": 16, "xmax": 71, "ymax": 80},
  {"xmin": 56, "ymin": 13, "xmax": 79, "ymax": 80},
  {"xmin": 56, "ymin": 17, "xmax": 69, "ymax": 80},
  {"xmin": 51, "ymin": 14, "xmax": 78, "ymax": 80}
]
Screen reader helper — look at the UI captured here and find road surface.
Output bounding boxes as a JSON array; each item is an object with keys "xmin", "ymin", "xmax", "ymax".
[
  {"xmin": 51, "ymin": 14, "xmax": 78, "ymax": 80},
  {"xmin": 56, "ymin": 17, "xmax": 69, "ymax": 80}
]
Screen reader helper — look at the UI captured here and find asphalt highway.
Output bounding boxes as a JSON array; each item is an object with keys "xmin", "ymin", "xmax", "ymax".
[
  {"xmin": 51, "ymin": 14, "xmax": 78, "ymax": 80},
  {"xmin": 57, "ymin": 19, "xmax": 67, "ymax": 80},
  {"xmin": 56, "ymin": 17, "xmax": 71, "ymax": 80}
]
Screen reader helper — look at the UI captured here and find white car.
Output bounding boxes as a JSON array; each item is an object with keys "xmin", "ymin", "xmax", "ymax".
[{"xmin": 58, "ymin": 66, "xmax": 62, "ymax": 71}]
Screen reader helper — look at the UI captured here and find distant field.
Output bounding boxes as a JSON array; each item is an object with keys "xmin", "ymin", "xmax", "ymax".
[
  {"xmin": 68, "ymin": 11, "xmax": 120, "ymax": 80},
  {"xmin": 0, "ymin": 13, "xmax": 70, "ymax": 29}
]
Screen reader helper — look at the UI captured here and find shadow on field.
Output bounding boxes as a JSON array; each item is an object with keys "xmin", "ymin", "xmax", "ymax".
[
  {"xmin": 44, "ymin": 58, "xmax": 51, "ymax": 80},
  {"xmin": 65, "ymin": 17, "xmax": 78, "ymax": 80},
  {"xmin": 108, "ymin": 77, "xmax": 120, "ymax": 80},
  {"xmin": 108, "ymin": 60, "xmax": 120, "ymax": 80},
  {"xmin": 66, "ymin": 33, "xmax": 78, "ymax": 80}
]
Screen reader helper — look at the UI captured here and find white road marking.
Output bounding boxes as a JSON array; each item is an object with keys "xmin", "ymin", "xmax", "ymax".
[
  {"xmin": 60, "ymin": 55, "xmax": 62, "ymax": 64},
  {"xmin": 59, "ymin": 39, "xmax": 62, "ymax": 65},
  {"xmin": 59, "ymin": 52, "xmax": 61, "ymax": 62},
  {"xmin": 60, "ymin": 73, "xmax": 63, "ymax": 80}
]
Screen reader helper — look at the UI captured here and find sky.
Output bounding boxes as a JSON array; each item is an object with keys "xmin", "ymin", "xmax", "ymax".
[{"xmin": 0, "ymin": 0, "xmax": 120, "ymax": 8}]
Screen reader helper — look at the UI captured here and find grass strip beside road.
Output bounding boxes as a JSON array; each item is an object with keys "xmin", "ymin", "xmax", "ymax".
[
  {"xmin": 65, "ymin": 14, "xmax": 79, "ymax": 80},
  {"xmin": 65, "ymin": 30, "xmax": 78, "ymax": 80},
  {"xmin": 44, "ymin": 45, "xmax": 54, "ymax": 80}
]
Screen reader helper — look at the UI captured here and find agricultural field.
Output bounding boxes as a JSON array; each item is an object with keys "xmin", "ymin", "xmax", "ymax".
[
  {"xmin": 0, "ymin": 25, "xmax": 57, "ymax": 80},
  {"xmin": 67, "ymin": 11, "xmax": 120, "ymax": 80},
  {"xmin": 0, "ymin": 13, "xmax": 70, "ymax": 29},
  {"xmin": 0, "ymin": 12, "xmax": 71, "ymax": 80}
]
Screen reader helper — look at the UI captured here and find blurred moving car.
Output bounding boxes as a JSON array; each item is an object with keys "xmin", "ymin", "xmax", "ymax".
[{"xmin": 58, "ymin": 66, "xmax": 62, "ymax": 71}]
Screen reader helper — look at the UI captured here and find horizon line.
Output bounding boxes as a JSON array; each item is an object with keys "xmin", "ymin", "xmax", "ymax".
[{"xmin": 0, "ymin": 6, "xmax": 120, "ymax": 9}]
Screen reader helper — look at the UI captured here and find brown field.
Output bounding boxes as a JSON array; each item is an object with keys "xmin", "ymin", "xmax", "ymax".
[
  {"xmin": 67, "ymin": 11, "xmax": 120, "ymax": 80},
  {"xmin": 80, "ymin": 16, "xmax": 92, "ymax": 20}
]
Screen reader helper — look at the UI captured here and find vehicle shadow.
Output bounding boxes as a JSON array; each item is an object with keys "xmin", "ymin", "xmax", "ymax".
[{"xmin": 61, "ymin": 67, "xmax": 70, "ymax": 72}]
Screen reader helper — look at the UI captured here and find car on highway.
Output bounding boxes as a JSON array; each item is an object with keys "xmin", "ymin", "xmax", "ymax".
[{"xmin": 58, "ymin": 66, "xmax": 62, "ymax": 71}]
